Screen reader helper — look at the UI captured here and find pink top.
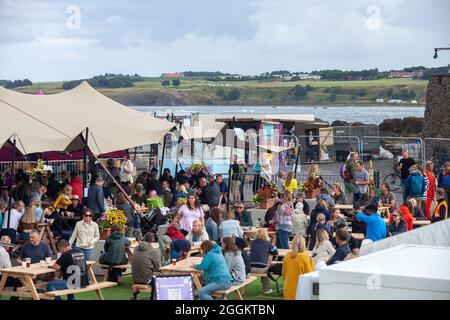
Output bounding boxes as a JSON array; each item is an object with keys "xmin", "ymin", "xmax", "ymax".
[{"xmin": 178, "ymin": 204, "xmax": 204, "ymax": 232}]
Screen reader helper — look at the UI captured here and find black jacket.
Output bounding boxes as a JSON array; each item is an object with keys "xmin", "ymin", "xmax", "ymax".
[
  {"xmin": 199, "ymin": 182, "xmax": 221, "ymax": 207},
  {"xmin": 388, "ymin": 220, "xmax": 407, "ymax": 236}
]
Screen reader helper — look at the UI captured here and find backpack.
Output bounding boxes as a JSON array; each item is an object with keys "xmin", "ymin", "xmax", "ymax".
[
  {"xmin": 340, "ymin": 163, "xmax": 352, "ymax": 180},
  {"xmin": 409, "ymin": 175, "xmax": 423, "ymax": 196},
  {"xmin": 442, "ymin": 174, "xmax": 450, "ymax": 189}
]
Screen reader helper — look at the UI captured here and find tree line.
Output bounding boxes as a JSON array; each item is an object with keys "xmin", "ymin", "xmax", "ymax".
[
  {"xmin": 62, "ymin": 73, "xmax": 144, "ymax": 90},
  {"xmin": 0, "ymin": 79, "xmax": 33, "ymax": 88}
]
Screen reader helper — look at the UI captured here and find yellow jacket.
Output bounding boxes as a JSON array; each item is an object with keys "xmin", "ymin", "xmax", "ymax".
[
  {"xmin": 282, "ymin": 251, "xmax": 315, "ymax": 300},
  {"xmin": 283, "ymin": 178, "xmax": 298, "ymax": 194},
  {"xmin": 54, "ymin": 193, "xmax": 72, "ymax": 210}
]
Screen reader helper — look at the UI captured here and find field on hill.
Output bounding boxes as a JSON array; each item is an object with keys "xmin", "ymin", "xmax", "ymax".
[{"xmin": 15, "ymin": 78, "xmax": 428, "ymax": 106}]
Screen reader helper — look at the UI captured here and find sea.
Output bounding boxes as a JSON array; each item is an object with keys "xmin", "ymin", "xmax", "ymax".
[{"xmin": 131, "ymin": 105, "xmax": 425, "ymax": 125}]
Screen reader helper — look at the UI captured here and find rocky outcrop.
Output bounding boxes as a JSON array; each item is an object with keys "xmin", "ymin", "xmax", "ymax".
[{"xmin": 423, "ymin": 74, "xmax": 450, "ymax": 161}]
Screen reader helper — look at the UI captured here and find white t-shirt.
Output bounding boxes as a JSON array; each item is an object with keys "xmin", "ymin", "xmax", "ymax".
[
  {"xmin": 2, "ymin": 209, "xmax": 23, "ymax": 230},
  {"xmin": 0, "ymin": 246, "xmax": 12, "ymax": 273},
  {"xmin": 261, "ymin": 158, "xmax": 272, "ymax": 176}
]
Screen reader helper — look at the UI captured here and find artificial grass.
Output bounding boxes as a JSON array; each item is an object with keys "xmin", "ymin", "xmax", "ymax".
[
  {"xmin": 75, "ymin": 274, "xmax": 285, "ymax": 301},
  {"xmin": 0, "ymin": 274, "xmax": 285, "ymax": 301}
]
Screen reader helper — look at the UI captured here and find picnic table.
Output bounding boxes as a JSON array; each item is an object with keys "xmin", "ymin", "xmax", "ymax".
[
  {"xmin": 413, "ymin": 219, "xmax": 431, "ymax": 226},
  {"xmin": 243, "ymin": 227, "xmax": 277, "ymax": 245},
  {"xmin": 38, "ymin": 222, "xmax": 57, "ymax": 254},
  {"xmin": 351, "ymin": 233, "xmax": 365, "ymax": 241},
  {"xmin": 334, "ymin": 204, "xmax": 354, "ymax": 211},
  {"xmin": 149, "ymin": 242, "xmax": 201, "ymax": 256},
  {"xmin": 0, "ymin": 261, "xmax": 112, "ymax": 300},
  {"xmin": 159, "ymin": 256, "xmax": 203, "ymax": 289}
]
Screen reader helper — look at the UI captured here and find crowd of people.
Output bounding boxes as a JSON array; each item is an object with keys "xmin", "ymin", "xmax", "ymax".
[{"xmin": 0, "ymin": 149, "xmax": 449, "ymax": 301}]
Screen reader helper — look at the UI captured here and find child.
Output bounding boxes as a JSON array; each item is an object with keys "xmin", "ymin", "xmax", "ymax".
[{"xmin": 312, "ymin": 229, "xmax": 335, "ymax": 264}]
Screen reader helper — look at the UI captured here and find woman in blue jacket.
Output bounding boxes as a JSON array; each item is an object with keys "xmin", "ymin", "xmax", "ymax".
[{"xmin": 193, "ymin": 240, "xmax": 233, "ymax": 300}]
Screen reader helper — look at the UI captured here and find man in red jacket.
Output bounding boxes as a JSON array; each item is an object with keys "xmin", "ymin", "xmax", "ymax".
[{"xmin": 69, "ymin": 171, "xmax": 83, "ymax": 203}]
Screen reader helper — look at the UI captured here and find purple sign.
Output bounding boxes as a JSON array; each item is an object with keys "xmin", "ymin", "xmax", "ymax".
[{"xmin": 154, "ymin": 276, "xmax": 194, "ymax": 300}]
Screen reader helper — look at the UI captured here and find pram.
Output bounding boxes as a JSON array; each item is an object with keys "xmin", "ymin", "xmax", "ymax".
[{"xmin": 140, "ymin": 207, "xmax": 172, "ymax": 238}]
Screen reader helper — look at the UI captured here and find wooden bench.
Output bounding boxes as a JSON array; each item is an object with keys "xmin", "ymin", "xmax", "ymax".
[
  {"xmin": 211, "ymin": 276, "xmax": 257, "ymax": 300},
  {"xmin": 131, "ymin": 284, "xmax": 152, "ymax": 300},
  {"xmin": 99, "ymin": 264, "xmax": 132, "ymax": 282},
  {"xmin": 44, "ymin": 281, "xmax": 117, "ymax": 297}
]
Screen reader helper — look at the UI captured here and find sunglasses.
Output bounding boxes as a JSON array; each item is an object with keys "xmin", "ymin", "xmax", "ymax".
[{"xmin": 84, "ymin": 214, "xmax": 92, "ymax": 217}]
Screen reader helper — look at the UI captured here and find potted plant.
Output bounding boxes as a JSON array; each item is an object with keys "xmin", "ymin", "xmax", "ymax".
[
  {"xmin": 98, "ymin": 208, "xmax": 127, "ymax": 240},
  {"xmin": 300, "ymin": 178, "xmax": 322, "ymax": 199},
  {"xmin": 26, "ymin": 159, "xmax": 46, "ymax": 180},
  {"xmin": 253, "ymin": 181, "xmax": 279, "ymax": 209}
]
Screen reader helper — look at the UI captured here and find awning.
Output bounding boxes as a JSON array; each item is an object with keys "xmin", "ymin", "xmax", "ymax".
[
  {"xmin": 0, "ymin": 100, "xmax": 73, "ymax": 154},
  {"xmin": 180, "ymin": 115, "xmax": 227, "ymax": 140},
  {"xmin": 0, "ymin": 81, "xmax": 176, "ymax": 154}
]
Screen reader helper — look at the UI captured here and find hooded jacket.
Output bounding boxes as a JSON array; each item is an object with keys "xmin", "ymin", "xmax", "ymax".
[
  {"xmin": 389, "ymin": 205, "xmax": 413, "ymax": 231},
  {"xmin": 99, "ymin": 231, "xmax": 131, "ymax": 265},
  {"xmin": 70, "ymin": 177, "xmax": 83, "ymax": 203},
  {"xmin": 164, "ymin": 226, "xmax": 186, "ymax": 241},
  {"xmin": 132, "ymin": 241, "xmax": 161, "ymax": 284},
  {"xmin": 194, "ymin": 243, "xmax": 233, "ymax": 285}
]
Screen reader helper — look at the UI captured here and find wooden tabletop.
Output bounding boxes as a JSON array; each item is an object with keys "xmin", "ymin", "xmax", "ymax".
[
  {"xmin": 334, "ymin": 204, "xmax": 354, "ymax": 210},
  {"xmin": 413, "ymin": 219, "xmax": 431, "ymax": 226},
  {"xmin": 150, "ymin": 242, "xmax": 200, "ymax": 252},
  {"xmin": 0, "ymin": 260, "xmax": 95, "ymax": 276},
  {"xmin": 159, "ymin": 256, "xmax": 203, "ymax": 273},
  {"xmin": 351, "ymin": 233, "xmax": 365, "ymax": 241}
]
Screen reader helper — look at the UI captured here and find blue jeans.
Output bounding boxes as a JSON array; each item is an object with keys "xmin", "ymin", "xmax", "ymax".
[
  {"xmin": 76, "ymin": 247, "xmax": 94, "ymax": 261},
  {"xmin": 401, "ymin": 178, "xmax": 407, "ymax": 202},
  {"xmin": 47, "ymin": 279, "xmax": 74, "ymax": 301},
  {"xmin": 276, "ymin": 230, "xmax": 290, "ymax": 249},
  {"xmin": 198, "ymin": 281, "xmax": 232, "ymax": 300}
]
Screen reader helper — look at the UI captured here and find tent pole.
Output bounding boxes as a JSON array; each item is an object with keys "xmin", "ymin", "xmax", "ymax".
[
  {"xmin": 226, "ymin": 137, "xmax": 235, "ymax": 212},
  {"xmin": 94, "ymin": 155, "xmax": 141, "ymax": 216},
  {"xmin": 82, "ymin": 128, "xmax": 89, "ymax": 203},
  {"xmin": 174, "ymin": 121, "xmax": 183, "ymax": 178},
  {"xmin": 159, "ymin": 134, "xmax": 167, "ymax": 179},
  {"xmin": 6, "ymin": 135, "xmax": 16, "ymax": 231},
  {"xmin": 294, "ymin": 145, "xmax": 301, "ymax": 179}
]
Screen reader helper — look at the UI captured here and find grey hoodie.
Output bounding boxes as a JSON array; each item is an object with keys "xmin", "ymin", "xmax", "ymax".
[
  {"xmin": 224, "ymin": 251, "xmax": 247, "ymax": 283},
  {"xmin": 131, "ymin": 241, "xmax": 161, "ymax": 284}
]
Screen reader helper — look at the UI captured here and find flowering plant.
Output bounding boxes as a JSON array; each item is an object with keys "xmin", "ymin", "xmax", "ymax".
[
  {"xmin": 26, "ymin": 159, "xmax": 46, "ymax": 180},
  {"xmin": 299, "ymin": 177, "xmax": 322, "ymax": 192},
  {"xmin": 185, "ymin": 162, "xmax": 212, "ymax": 177},
  {"xmin": 253, "ymin": 181, "xmax": 279, "ymax": 204},
  {"xmin": 98, "ymin": 208, "xmax": 127, "ymax": 233}
]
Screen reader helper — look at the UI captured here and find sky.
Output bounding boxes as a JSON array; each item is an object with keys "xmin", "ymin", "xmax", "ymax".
[{"xmin": 0, "ymin": 0, "xmax": 449, "ymax": 82}]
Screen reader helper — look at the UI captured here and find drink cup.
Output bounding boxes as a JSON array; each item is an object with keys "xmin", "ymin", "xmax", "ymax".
[
  {"xmin": 45, "ymin": 257, "xmax": 52, "ymax": 264},
  {"xmin": 172, "ymin": 259, "xmax": 177, "ymax": 266},
  {"xmin": 26, "ymin": 258, "xmax": 31, "ymax": 268},
  {"xmin": 40, "ymin": 260, "xmax": 46, "ymax": 267},
  {"xmin": 21, "ymin": 261, "xmax": 27, "ymax": 269}
]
